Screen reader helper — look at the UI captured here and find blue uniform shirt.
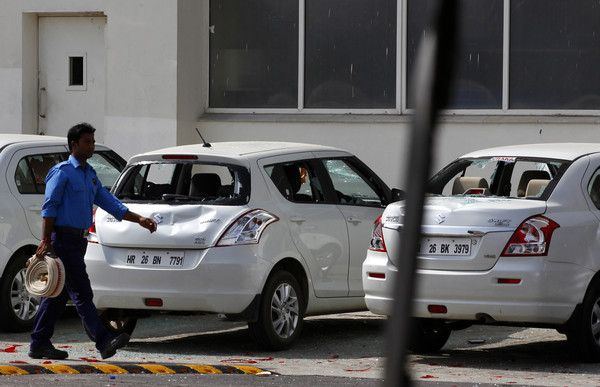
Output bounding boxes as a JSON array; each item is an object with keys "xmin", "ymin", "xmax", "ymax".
[{"xmin": 42, "ymin": 155, "xmax": 128, "ymax": 229}]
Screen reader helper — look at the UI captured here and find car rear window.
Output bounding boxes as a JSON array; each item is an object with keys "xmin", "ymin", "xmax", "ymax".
[
  {"xmin": 427, "ymin": 156, "xmax": 570, "ymax": 199},
  {"xmin": 112, "ymin": 161, "xmax": 250, "ymax": 205}
]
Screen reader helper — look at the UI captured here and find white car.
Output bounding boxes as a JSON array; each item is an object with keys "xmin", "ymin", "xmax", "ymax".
[
  {"xmin": 363, "ymin": 143, "xmax": 600, "ymax": 361},
  {"xmin": 85, "ymin": 141, "xmax": 399, "ymax": 350},
  {"xmin": 0, "ymin": 134, "xmax": 125, "ymax": 333}
]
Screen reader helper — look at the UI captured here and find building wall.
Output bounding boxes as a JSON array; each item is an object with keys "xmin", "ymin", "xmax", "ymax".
[
  {"xmin": 1, "ymin": 0, "xmax": 182, "ymax": 159},
  {"xmin": 196, "ymin": 116, "xmax": 600, "ymax": 189},
  {"xmin": 0, "ymin": 0, "xmax": 598, "ymax": 191}
]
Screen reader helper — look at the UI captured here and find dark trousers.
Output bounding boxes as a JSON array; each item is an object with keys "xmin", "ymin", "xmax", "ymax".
[{"xmin": 30, "ymin": 231, "xmax": 111, "ymax": 352}]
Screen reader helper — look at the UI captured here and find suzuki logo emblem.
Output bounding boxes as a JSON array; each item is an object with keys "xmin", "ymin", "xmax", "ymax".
[
  {"xmin": 435, "ymin": 213, "xmax": 446, "ymax": 224},
  {"xmin": 153, "ymin": 214, "xmax": 164, "ymax": 224}
]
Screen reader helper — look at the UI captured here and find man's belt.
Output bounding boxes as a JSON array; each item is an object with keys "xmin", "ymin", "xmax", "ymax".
[{"xmin": 54, "ymin": 226, "xmax": 90, "ymax": 238}]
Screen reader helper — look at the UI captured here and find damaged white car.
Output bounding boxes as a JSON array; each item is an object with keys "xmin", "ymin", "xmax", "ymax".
[
  {"xmin": 86, "ymin": 141, "xmax": 398, "ymax": 350},
  {"xmin": 363, "ymin": 143, "xmax": 600, "ymax": 361}
]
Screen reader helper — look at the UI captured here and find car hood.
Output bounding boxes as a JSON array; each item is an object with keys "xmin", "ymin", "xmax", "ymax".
[
  {"xmin": 382, "ymin": 196, "xmax": 548, "ymax": 270},
  {"xmin": 94, "ymin": 204, "xmax": 247, "ymax": 249}
]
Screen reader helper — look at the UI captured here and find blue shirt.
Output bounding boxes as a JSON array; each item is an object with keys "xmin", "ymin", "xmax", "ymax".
[{"xmin": 42, "ymin": 155, "xmax": 128, "ymax": 229}]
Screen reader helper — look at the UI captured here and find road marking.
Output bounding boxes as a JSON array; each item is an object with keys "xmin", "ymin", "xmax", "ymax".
[{"xmin": 0, "ymin": 363, "xmax": 273, "ymax": 376}]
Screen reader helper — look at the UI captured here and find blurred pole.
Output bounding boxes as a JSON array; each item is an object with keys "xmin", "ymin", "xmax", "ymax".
[{"xmin": 383, "ymin": 1, "xmax": 458, "ymax": 386}]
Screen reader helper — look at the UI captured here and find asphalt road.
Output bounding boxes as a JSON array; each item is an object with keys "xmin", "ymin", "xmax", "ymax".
[{"xmin": 1, "ymin": 310, "xmax": 600, "ymax": 386}]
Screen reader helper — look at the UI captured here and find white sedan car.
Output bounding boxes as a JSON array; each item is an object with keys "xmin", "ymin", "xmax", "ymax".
[
  {"xmin": 86, "ymin": 141, "xmax": 399, "ymax": 350},
  {"xmin": 363, "ymin": 143, "xmax": 600, "ymax": 361},
  {"xmin": 0, "ymin": 134, "xmax": 125, "ymax": 333}
]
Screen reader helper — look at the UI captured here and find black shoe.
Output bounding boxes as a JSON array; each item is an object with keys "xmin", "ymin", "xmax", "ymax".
[
  {"xmin": 100, "ymin": 333, "xmax": 130, "ymax": 360},
  {"xmin": 28, "ymin": 345, "xmax": 68, "ymax": 360}
]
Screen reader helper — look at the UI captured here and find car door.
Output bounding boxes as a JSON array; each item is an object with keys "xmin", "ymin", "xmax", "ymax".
[
  {"xmin": 6, "ymin": 144, "xmax": 69, "ymax": 240},
  {"xmin": 6, "ymin": 145, "xmax": 125, "ymax": 241},
  {"xmin": 314, "ymin": 154, "xmax": 390, "ymax": 297},
  {"xmin": 260, "ymin": 154, "xmax": 351, "ymax": 297}
]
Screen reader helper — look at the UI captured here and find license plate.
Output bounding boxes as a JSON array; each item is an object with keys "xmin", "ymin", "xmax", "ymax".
[
  {"xmin": 125, "ymin": 250, "xmax": 185, "ymax": 267},
  {"xmin": 420, "ymin": 238, "xmax": 472, "ymax": 256}
]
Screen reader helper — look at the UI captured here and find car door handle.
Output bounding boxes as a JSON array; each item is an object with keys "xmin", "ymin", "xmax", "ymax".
[
  {"xmin": 290, "ymin": 216, "xmax": 306, "ymax": 223},
  {"xmin": 347, "ymin": 216, "xmax": 361, "ymax": 224},
  {"xmin": 28, "ymin": 205, "xmax": 43, "ymax": 211}
]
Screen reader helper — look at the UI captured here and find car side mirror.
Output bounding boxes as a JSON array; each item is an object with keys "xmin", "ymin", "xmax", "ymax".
[{"xmin": 391, "ymin": 188, "xmax": 405, "ymax": 202}]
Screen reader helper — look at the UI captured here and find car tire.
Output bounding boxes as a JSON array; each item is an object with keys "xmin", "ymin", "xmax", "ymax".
[
  {"xmin": 84, "ymin": 308, "xmax": 138, "ymax": 340},
  {"xmin": 567, "ymin": 281, "xmax": 600, "ymax": 362},
  {"xmin": 408, "ymin": 318, "xmax": 451, "ymax": 353},
  {"xmin": 0, "ymin": 254, "xmax": 41, "ymax": 332},
  {"xmin": 248, "ymin": 270, "xmax": 305, "ymax": 351}
]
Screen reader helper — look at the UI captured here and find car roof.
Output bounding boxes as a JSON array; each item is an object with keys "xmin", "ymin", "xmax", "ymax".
[
  {"xmin": 461, "ymin": 143, "xmax": 600, "ymax": 161},
  {"xmin": 131, "ymin": 141, "xmax": 347, "ymax": 162},
  {"xmin": 0, "ymin": 134, "xmax": 66, "ymax": 148}
]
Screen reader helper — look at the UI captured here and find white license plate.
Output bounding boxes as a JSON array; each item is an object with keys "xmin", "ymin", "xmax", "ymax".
[
  {"xmin": 420, "ymin": 238, "xmax": 472, "ymax": 256},
  {"xmin": 125, "ymin": 250, "xmax": 185, "ymax": 267}
]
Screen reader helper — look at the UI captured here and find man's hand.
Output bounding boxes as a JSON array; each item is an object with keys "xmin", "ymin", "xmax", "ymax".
[
  {"xmin": 123, "ymin": 211, "xmax": 157, "ymax": 233},
  {"xmin": 139, "ymin": 217, "xmax": 157, "ymax": 233},
  {"xmin": 36, "ymin": 239, "xmax": 55, "ymax": 259}
]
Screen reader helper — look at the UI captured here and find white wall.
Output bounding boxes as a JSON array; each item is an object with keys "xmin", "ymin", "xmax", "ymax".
[
  {"xmin": 196, "ymin": 116, "xmax": 600, "ymax": 189},
  {"xmin": 0, "ymin": 0, "xmax": 183, "ymax": 159},
  {"xmin": 103, "ymin": 0, "xmax": 179, "ymax": 159}
]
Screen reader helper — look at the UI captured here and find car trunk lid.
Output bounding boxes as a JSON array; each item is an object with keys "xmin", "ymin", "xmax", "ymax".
[
  {"xmin": 381, "ymin": 196, "xmax": 547, "ymax": 271},
  {"xmin": 94, "ymin": 204, "xmax": 245, "ymax": 249}
]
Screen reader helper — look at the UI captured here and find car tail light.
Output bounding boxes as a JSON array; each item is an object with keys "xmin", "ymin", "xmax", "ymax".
[
  {"xmin": 162, "ymin": 155, "xmax": 198, "ymax": 160},
  {"xmin": 217, "ymin": 209, "xmax": 279, "ymax": 246},
  {"xmin": 369, "ymin": 215, "xmax": 387, "ymax": 252},
  {"xmin": 88, "ymin": 208, "xmax": 99, "ymax": 244},
  {"xmin": 501, "ymin": 215, "xmax": 559, "ymax": 256}
]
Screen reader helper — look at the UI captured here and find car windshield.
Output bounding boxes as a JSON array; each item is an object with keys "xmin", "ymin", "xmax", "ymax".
[
  {"xmin": 427, "ymin": 156, "xmax": 571, "ymax": 199},
  {"xmin": 112, "ymin": 161, "xmax": 250, "ymax": 205}
]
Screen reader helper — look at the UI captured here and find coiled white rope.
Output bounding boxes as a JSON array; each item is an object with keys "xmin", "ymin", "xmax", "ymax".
[{"xmin": 25, "ymin": 254, "xmax": 65, "ymax": 298}]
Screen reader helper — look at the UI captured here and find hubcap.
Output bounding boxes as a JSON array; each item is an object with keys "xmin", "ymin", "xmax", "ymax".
[
  {"xmin": 591, "ymin": 297, "xmax": 600, "ymax": 345},
  {"xmin": 11, "ymin": 268, "xmax": 41, "ymax": 321},
  {"xmin": 270, "ymin": 283, "xmax": 299, "ymax": 339}
]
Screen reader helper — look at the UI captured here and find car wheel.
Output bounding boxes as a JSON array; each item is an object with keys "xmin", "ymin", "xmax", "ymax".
[
  {"xmin": 84, "ymin": 308, "xmax": 138, "ymax": 340},
  {"xmin": 408, "ymin": 318, "xmax": 451, "ymax": 353},
  {"xmin": 0, "ymin": 254, "xmax": 41, "ymax": 332},
  {"xmin": 248, "ymin": 270, "xmax": 305, "ymax": 351},
  {"xmin": 567, "ymin": 281, "xmax": 600, "ymax": 362}
]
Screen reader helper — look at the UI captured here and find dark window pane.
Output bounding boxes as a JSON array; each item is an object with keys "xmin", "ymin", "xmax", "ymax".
[
  {"xmin": 69, "ymin": 56, "xmax": 84, "ymax": 86},
  {"xmin": 210, "ymin": 0, "xmax": 299, "ymax": 108},
  {"xmin": 407, "ymin": 0, "xmax": 503, "ymax": 109},
  {"xmin": 510, "ymin": 0, "xmax": 600, "ymax": 109},
  {"xmin": 305, "ymin": 0, "xmax": 396, "ymax": 109}
]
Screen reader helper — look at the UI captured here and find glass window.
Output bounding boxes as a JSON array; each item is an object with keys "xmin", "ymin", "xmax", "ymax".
[
  {"xmin": 88, "ymin": 151, "xmax": 126, "ymax": 190},
  {"xmin": 588, "ymin": 168, "xmax": 600, "ymax": 210},
  {"xmin": 14, "ymin": 153, "xmax": 65, "ymax": 194},
  {"xmin": 428, "ymin": 157, "xmax": 569, "ymax": 199},
  {"xmin": 114, "ymin": 161, "xmax": 250, "ymax": 205},
  {"xmin": 322, "ymin": 159, "xmax": 384, "ymax": 206},
  {"xmin": 406, "ymin": 0, "xmax": 503, "ymax": 109},
  {"xmin": 510, "ymin": 0, "xmax": 600, "ymax": 109},
  {"xmin": 265, "ymin": 161, "xmax": 324, "ymax": 202},
  {"xmin": 304, "ymin": 0, "xmax": 396, "ymax": 108},
  {"xmin": 209, "ymin": 0, "xmax": 299, "ymax": 108}
]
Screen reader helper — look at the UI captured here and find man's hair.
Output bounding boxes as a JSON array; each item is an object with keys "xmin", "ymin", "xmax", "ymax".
[{"xmin": 67, "ymin": 122, "xmax": 96, "ymax": 151}]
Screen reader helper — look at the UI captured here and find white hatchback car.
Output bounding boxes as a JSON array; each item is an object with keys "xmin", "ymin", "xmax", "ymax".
[
  {"xmin": 0, "ymin": 134, "xmax": 125, "ymax": 333},
  {"xmin": 85, "ymin": 141, "xmax": 399, "ymax": 350},
  {"xmin": 363, "ymin": 143, "xmax": 600, "ymax": 361}
]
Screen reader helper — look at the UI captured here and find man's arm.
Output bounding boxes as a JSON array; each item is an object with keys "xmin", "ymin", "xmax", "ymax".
[
  {"xmin": 123, "ymin": 211, "xmax": 157, "ymax": 233},
  {"xmin": 36, "ymin": 217, "xmax": 56, "ymax": 258}
]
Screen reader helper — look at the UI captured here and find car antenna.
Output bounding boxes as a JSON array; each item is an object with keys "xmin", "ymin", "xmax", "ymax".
[{"xmin": 195, "ymin": 128, "xmax": 211, "ymax": 148}]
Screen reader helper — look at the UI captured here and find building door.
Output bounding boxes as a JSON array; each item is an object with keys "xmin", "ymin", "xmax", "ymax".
[{"xmin": 38, "ymin": 16, "xmax": 106, "ymax": 141}]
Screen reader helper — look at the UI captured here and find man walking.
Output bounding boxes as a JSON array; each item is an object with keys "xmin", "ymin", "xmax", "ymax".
[{"xmin": 29, "ymin": 122, "xmax": 157, "ymax": 360}]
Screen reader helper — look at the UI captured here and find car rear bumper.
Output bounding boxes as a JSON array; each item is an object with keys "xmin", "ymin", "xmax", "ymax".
[
  {"xmin": 363, "ymin": 250, "xmax": 593, "ymax": 325},
  {"xmin": 85, "ymin": 242, "xmax": 273, "ymax": 314}
]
